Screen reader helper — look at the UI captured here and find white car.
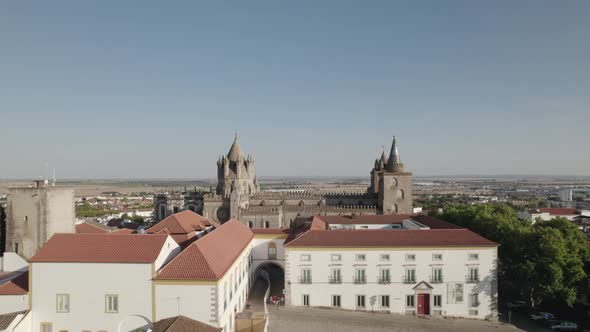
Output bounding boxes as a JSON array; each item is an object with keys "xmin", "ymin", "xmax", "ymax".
[{"xmin": 550, "ymin": 321, "xmax": 578, "ymax": 331}]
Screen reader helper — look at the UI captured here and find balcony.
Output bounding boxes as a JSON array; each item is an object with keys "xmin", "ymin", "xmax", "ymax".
[
  {"xmin": 353, "ymin": 277, "xmax": 367, "ymax": 284},
  {"xmin": 299, "ymin": 277, "xmax": 312, "ymax": 284},
  {"xmin": 429, "ymin": 276, "xmax": 443, "ymax": 284},
  {"xmin": 328, "ymin": 276, "xmax": 342, "ymax": 284},
  {"xmin": 402, "ymin": 276, "xmax": 416, "ymax": 284},
  {"xmin": 466, "ymin": 275, "xmax": 479, "ymax": 283},
  {"xmin": 377, "ymin": 277, "xmax": 391, "ymax": 284}
]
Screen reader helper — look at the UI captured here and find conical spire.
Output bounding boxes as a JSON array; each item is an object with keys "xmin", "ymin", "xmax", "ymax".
[
  {"xmin": 227, "ymin": 133, "xmax": 244, "ymax": 161},
  {"xmin": 386, "ymin": 136, "xmax": 404, "ymax": 172},
  {"xmin": 380, "ymin": 146, "xmax": 387, "ymax": 165}
]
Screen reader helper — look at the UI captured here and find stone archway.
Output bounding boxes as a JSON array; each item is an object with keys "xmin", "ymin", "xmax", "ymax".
[{"xmin": 248, "ymin": 262, "xmax": 285, "ymax": 312}]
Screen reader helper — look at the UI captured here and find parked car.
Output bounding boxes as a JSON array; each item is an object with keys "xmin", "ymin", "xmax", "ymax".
[
  {"xmin": 506, "ymin": 300, "xmax": 528, "ymax": 311},
  {"xmin": 544, "ymin": 319, "xmax": 562, "ymax": 328},
  {"xmin": 550, "ymin": 321, "xmax": 578, "ymax": 330},
  {"xmin": 531, "ymin": 311, "xmax": 556, "ymax": 320}
]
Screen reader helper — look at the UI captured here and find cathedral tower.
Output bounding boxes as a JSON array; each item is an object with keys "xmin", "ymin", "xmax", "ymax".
[
  {"xmin": 216, "ymin": 134, "xmax": 259, "ymax": 198},
  {"xmin": 371, "ymin": 136, "xmax": 413, "ymax": 214}
]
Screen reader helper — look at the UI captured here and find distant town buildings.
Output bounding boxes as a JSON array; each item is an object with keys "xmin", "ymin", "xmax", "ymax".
[{"xmin": 154, "ymin": 135, "xmax": 414, "ymax": 228}]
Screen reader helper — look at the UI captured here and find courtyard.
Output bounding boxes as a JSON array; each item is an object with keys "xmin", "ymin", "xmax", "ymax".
[{"xmin": 267, "ymin": 306, "xmax": 521, "ymax": 332}]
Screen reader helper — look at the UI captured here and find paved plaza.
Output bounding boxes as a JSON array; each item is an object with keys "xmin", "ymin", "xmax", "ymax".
[{"xmin": 267, "ymin": 306, "xmax": 521, "ymax": 332}]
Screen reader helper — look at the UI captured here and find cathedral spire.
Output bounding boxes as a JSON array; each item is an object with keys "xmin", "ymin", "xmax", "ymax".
[
  {"xmin": 227, "ymin": 134, "xmax": 244, "ymax": 161},
  {"xmin": 386, "ymin": 136, "xmax": 404, "ymax": 172}
]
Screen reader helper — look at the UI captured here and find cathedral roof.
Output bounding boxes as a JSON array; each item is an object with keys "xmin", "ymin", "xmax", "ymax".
[{"xmin": 227, "ymin": 135, "xmax": 244, "ymax": 161}]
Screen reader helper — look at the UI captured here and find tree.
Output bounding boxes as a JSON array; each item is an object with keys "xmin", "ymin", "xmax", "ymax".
[{"xmin": 436, "ymin": 204, "xmax": 589, "ymax": 307}]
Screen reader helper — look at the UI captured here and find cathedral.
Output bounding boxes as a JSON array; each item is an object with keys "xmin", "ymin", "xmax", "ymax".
[{"xmin": 154, "ymin": 135, "xmax": 413, "ymax": 228}]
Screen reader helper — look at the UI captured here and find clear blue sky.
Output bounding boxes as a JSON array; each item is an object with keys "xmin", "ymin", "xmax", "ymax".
[{"xmin": 1, "ymin": 1, "xmax": 589, "ymax": 179}]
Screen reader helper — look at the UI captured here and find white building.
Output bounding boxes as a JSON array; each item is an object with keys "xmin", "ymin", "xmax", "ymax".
[
  {"xmin": 5, "ymin": 211, "xmax": 498, "ymax": 331},
  {"xmin": 283, "ymin": 215, "xmax": 499, "ymax": 320},
  {"xmin": 28, "ymin": 233, "xmax": 180, "ymax": 332}
]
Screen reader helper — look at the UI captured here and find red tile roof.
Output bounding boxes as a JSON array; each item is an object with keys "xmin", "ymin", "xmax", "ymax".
[
  {"xmin": 538, "ymin": 208, "xmax": 579, "ymax": 215},
  {"xmin": 147, "ymin": 211, "xmax": 215, "ymax": 234},
  {"xmin": 251, "ymin": 228, "xmax": 290, "ymax": 235},
  {"xmin": 75, "ymin": 222, "xmax": 108, "ymax": 234},
  {"xmin": 156, "ymin": 220, "xmax": 253, "ymax": 281},
  {"xmin": 30, "ymin": 234, "xmax": 169, "ymax": 263},
  {"xmin": 110, "ymin": 228, "xmax": 135, "ymax": 235},
  {"xmin": 410, "ymin": 215, "xmax": 463, "ymax": 229},
  {"xmin": 284, "ymin": 228, "xmax": 497, "ymax": 248},
  {"xmin": 0, "ymin": 272, "xmax": 28, "ymax": 295}
]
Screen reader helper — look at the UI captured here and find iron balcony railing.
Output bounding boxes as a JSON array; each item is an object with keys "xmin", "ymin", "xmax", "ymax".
[
  {"xmin": 328, "ymin": 276, "xmax": 342, "ymax": 284},
  {"xmin": 377, "ymin": 277, "xmax": 391, "ymax": 284},
  {"xmin": 466, "ymin": 275, "xmax": 479, "ymax": 283},
  {"xmin": 402, "ymin": 276, "xmax": 416, "ymax": 284},
  {"xmin": 429, "ymin": 276, "xmax": 443, "ymax": 283},
  {"xmin": 353, "ymin": 276, "xmax": 367, "ymax": 284},
  {"xmin": 299, "ymin": 277, "xmax": 312, "ymax": 284}
]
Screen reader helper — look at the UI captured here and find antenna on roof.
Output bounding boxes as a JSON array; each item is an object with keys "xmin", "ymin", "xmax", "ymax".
[
  {"xmin": 52, "ymin": 168, "xmax": 56, "ymax": 186},
  {"xmin": 44, "ymin": 162, "xmax": 49, "ymax": 186}
]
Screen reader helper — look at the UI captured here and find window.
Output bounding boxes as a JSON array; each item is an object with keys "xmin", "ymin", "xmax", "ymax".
[
  {"xmin": 455, "ymin": 284, "xmax": 464, "ymax": 303},
  {"xmin": 468, "ymin": 267, "xmax": 479, "ymax": 282},
  {"xmin": 404, "ymin": 268, "xmax": 416, "ymax": 283},
  {"xmin": 300, "ymin": 268, "xmax": 312, "ymax": 283},
  {"xmin": 356, "ymin": 295, "xmax": 366, "ymax": 308},
  {"xmin": 330, "ymin": 268, "xmax": 341, "ymax": 284},
  {"xmin": 41, "ymin": 323, "xmax": 52, "ymax": 332},
  {"xmin": 360, "ymin": 225, "xmax": 368, "ymax": 229},
  {"xmin": 331, "ymin": 295, "xmax": 341, "ymax": 307},
  {"xmin": 433, "ymin": 253, "xmax": 443, "ymax": 261},
  {"xmin": 469, "ymin": 293, "xmax": 479, "ymax": 307},
  {"xmin": 300, "ymin": 254, "xmax": 311, "ymax": 261},
  {"xmin": 379, "ymin": 268, "xmax": 390, "ymax": 283},
  {"xmin": 354, "ymin": 268, "xmax": 366, "ymax": 284},
  {"xmin": 265, "ymin": 221, "xmax": 270, "ymax": 228},
  {"xmin": 432, "ymin": 267, "xmax": 443, "ymax": 283},
  {"xmin": 433, "ymin": 295, "xmax": 442, "ymax": 307},
  {"xmin": 267, "ymin": 242, "xmax": 277, "ymax": 260},
  {"xmin": 56, "ymin": 294, "xmax": 69, "ymax": 313},
  {"xmin": 12, "ymin": 243, "xmax": 19, "ymax": 254},
  {"xmin": 468, "ymin": 253, "xmax": 479, "ymax": 260},
  {"xmin": 405, "ymin": 295, "xmax": 415, "ymax": 308},
  {"xmin": 248, "ymin": 221, "xmax": 253, "ymax": 228},
  {"xmin": 303, "ymin": 294, "xmax": 310, "ymax": 306},
  {"xmin": 105, "ymin": 294, "xmax": 119, "ymax": 313},
  {"xmin": 331, "ymin": 254, "xmax": 341, "ymax": 261},
  {"xmin": 380, "ymin": 295, "xmax": 390, "ymax": 308},
  {"xmin": 355, "ymin": 254, "xmax": 366, "ymax": 261},
  {"xmin": 380, "ymin": 254, "xmax": 390, "ymax": 261},
  {"xmin": 405, "ymin": 254, "xmax": 416, "ymax": 261}
]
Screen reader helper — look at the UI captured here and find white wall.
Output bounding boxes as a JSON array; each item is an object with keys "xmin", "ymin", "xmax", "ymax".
[
  {"xmin": 154, "ymin": 237, "xmax": 181, "ymax": 271},
  {"xmin": 31, "ymin": 262, "xmax": 153, "ymax": 331},
  {"xmin": 1, "ymin": 253, "xmax": 28, "ymax": 272},
  {"xmin": 286, "ymin": 247, "xmax": 497, "ymax": 320},
  {"xmin": 0, "ymin": 295, "xmax": 28, "ymax": 315},
  {"xmin": 250, "ymin": 237, "xmax": 286, "ymax": 273}
]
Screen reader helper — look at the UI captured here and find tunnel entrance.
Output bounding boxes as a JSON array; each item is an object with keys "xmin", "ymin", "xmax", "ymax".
[{"xmin": 247, "ymin": 262, "xmax": 285, "ymax": 313}]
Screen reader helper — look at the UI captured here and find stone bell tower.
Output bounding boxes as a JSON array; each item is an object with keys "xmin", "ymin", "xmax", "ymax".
[
  {"xmin": 216, "ymin": 134, "xmax": 259, "ymax": 198},
  {"xmin": 373, "ymin": 136, "xmax": 413, "ymax": 214}
]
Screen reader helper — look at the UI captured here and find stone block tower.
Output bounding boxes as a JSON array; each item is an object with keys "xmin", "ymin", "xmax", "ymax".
[{"xmin": 370, "ymin": 137, "xmax": 413, "ymax": 214}]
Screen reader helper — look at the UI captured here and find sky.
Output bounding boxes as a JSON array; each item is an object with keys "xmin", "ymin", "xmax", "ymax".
[{"xmin": 1, "ymin": 1, "xmax": 589, "ymax": 179}]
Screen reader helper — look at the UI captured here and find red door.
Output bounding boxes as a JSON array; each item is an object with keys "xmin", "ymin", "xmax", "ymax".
[{"xmin": 417, "ymin": 294, "xmax": 430, "ymax": 315}]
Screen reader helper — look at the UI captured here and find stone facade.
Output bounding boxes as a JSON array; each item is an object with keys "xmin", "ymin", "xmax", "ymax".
[
  {"xmin": 154, "ymin": 136, "xmax": 413, "ymax": 228},
  {"xmin": 5, "ymin": 181, "xmax": 75, "ymax": 259}
]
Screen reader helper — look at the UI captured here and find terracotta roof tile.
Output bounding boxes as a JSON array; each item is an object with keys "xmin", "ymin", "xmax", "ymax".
[
  {"xmin": 251, "ymin": 228, "xmax": 290, "ymax": 235},
  {"xmin": 156, "ymin": 220, "xmax": 253, "ymax": 280},
  {"xmin": 109, "ymin": 228, "xmax": 135, "ymax": 235},
  {"xmin": 75, "ymin": 222, "xmax": 109, "ymax": 234},
  {"xmin": 30, "ymin": 234, "xmax": 169, "ymax": 263},
  {"xmin": 0, "ymin": 272, "xmax": 28, "ymax": 295},
  {"xmin": 284, "ymin": 228, "xmax": 497, "ymax": 248},
  {"xmin": 152, "ymin": 315, "xmax": 222, "ymax": 332},
  {"xmin": 148, "ymin": 211, "xmax": 215, "ymax": 234}
]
